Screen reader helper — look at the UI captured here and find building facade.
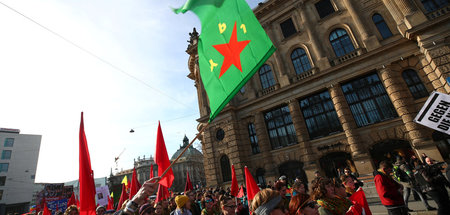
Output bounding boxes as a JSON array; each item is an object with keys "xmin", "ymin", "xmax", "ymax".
[
  {"xmin": 186, "ymin": 0, "xmax": 450, "ymax": 188},
  {"xmin": 0, "ymin": 128, "xmax": 42, "ymax": 214},
  {"xmin": 170, "ymin": 136, "xmax": 206, "ymax": 192}
]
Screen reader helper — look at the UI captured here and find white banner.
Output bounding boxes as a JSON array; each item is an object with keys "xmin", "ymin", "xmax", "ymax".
[
  {"xmin": 95, "ymin": 185, "xmax": 110, "ymax": 206},
  {"xmin": 414, "ymin": 91, "xmax": 450, "ymax": 135}
]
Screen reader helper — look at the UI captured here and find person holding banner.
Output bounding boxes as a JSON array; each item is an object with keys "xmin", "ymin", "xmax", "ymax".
[{"xmin": 120, "ymin": 177, "xmax": 160, "ymax": 215}]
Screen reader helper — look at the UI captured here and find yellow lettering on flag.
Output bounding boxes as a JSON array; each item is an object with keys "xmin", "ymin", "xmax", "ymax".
[
  {"xmin": 219, "ymin": 23, "xmax": 226, "ymax": 34},
  {"xmin": 121, "ymin": 175, "xmax": 128, "ymax": 185},
  {"xmin": 240, "ymin": 24, "xmax": 247, "ymax": 34},
  {"xmin": 209, "ymin": 59, "xmax": 218, "ymax": 72}
]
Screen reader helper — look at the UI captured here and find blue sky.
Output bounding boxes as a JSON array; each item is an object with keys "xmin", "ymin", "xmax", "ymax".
[{"xmin": 0, "ymin": 0, "xmax": 261, "ymax": 182}]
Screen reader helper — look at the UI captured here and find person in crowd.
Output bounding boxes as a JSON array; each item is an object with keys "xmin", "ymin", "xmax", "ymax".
[
  {"xmin": 186, "ymin": 190, "xmax": 201, "ymax": 215},
  {"xmin": 154, "ymin": 202, "xmax": 163, "ymax": 215},
  {"xmin": 140, "ymin": 203, "xmax": 156, "ymax": 215},
  {"xmin": 288, "ymin": 193, "xmax": 311, "ymax": 215},
  {"xmin": 173, "ymin": 195, "xmax": 192, "ymax": 215},
  {"xmin": 374, "ymin": 160, "xmax": 407, "ymax": 215},
  {"xmin": 279, "ymin": 176, "xmax": 287, "ymax": 184},
  {"xmin": 64, "ymin": 205, "xmax": 79, "ymax": 215},
  {"xmin": 311, "ymin": 171, "xmax": 322, "ymax": 186},
  {"xmin": 311, "ymin": 178, "xmax": 351, "ymax": 215},
  {"xmin": 201, "ymin": 194, "xmax": 219, "ymax": 215},
  {"xmin": 394, "ymin": 156, "xmax": 435, "ymax": 211},
  {"xmin": 219, "ymin": 195, "xmax": 236, "ymax": 215},
  {"xmin": 292, "ymin": 180, "xmax": 306, "ymax": 197},
  {"xmin": 274, "ymin": 181, "xmax": 290, "ymax": 210},
  {"xmin": 415, "ymin": 158, "xmax": 450, "ymax": 215},
  {"xmin": 332, "ymin": 178, "xmax": 363, "ymax": 215},
  {"xmin": 339, "ymin": 175, "xmax": 355, "ymax": 197},
  {"xmin": 162, "ymin": 199, "xmax": 171, "ymax": 215},
  {"xmin": 342, "ymin": 168, "xmax": 363, "ymax": 190},
  {"xmin": 236, "ymin": 197, "xmax": 250, "ymax": 215},
  {"xmin": 251, "ymin": 189, "xmax": 287, "ymax": 215},
  {"xmin": 96, "ymin": 206, "xmax": 106, "ymax": 215},
  {"xmin": 409, "ymin": 155, "xmax": 422, "ymax": 169}
]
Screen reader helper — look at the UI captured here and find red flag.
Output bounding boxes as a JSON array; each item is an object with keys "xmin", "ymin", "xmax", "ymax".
[
  {"xmin": 76, "ymin": 195, "xmax": 80, "ymax": 208},
  {"xmin": 155, "ymin": 184, "xmax": 170, "ymax": 203},
  {"xmin": 79, "ymin": 112, "xmax": 96, "ymax": 215},
  {"xmin": 349, "ymin": 188, "xmax": 372, "ymax": 215},
  {"xmin": 107, "ymin": 196, "xmax": 114, "ymax": 210},
  {"xmin": 230, "ymin": 165, "xmax": 239, "ymax": 197},
  {"xmin": 237, "ymin": 185, "xmax": 244, "ymax": 198},
  {"xmin": 150, "ymin": 164, "xmax": 154, "ymax": 178},
  {"xmin": 117, "ymin": 183, "xmax": 129, "ymax": 210},
  {"xmin": 129, "ymin": 167, "xmax": 141, "ymax": 199},
  {"xmin": 155, "ymin": 122, "xmax": 174, "ymax": 187},
  {"xmin": 184, "ymin": 171, "xmax": 193, "ymax": 192},
  {"xmin": 67, "ymin": 192, "xmax": 76, "ymax": 207},
  {"xmin": 42, "ymin": 201, "xmax": 51, "ymax": 215},
  {"xmin": 244, "ymin": 167, "xmax": 260, "ymax": 200}
]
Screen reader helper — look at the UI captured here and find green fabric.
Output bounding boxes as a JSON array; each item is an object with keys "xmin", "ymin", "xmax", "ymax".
[{"xmin": 175, "ymin": 0, "xmax": 275, "ymax": 122}]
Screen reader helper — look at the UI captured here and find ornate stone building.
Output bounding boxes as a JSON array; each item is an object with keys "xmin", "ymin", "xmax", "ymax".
[
  {"xmin": 186, "ymin": 0, "xmax": 450, "ymax": 188},
  {"xmin": 170, "ymin": 136, "xmax": 206, "ymax": 192}
]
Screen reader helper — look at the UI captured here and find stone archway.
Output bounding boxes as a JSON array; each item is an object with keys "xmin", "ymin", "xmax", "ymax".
[
  {"xmin": 319, "ymin": 152, "xmax": 354, "ymax": 178},
  {"xmin": 369, "ymin": 139, "xmax": 413, "ymax": 167},
  {"xmin": 278, "ymin": 161, "xmax": 307, "ymax": 184}
]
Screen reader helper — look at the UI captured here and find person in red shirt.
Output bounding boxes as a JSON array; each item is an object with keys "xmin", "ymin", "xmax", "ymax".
[{"xmin": 373, "ymin": 161, "xmax": 407, "ymax": 215}]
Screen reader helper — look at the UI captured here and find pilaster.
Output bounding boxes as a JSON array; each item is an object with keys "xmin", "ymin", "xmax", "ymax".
[
  {"xmin": 287, "ymin": 100, "xmax": 316, "ymax": 163},
  {"xmin": 254, "ymin": 112, "xmax": 276, "ymax": 176}
]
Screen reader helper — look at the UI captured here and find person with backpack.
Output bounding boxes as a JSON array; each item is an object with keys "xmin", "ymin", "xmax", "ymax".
[{"xmin": 393, "ymin": 156, "xmax": 435, "ymax": 212}]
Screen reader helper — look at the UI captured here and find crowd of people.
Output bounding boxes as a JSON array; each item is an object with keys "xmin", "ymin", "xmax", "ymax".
[{"xmin": 41, "ymin": 154, "xmax": 450, "ymax": 215}]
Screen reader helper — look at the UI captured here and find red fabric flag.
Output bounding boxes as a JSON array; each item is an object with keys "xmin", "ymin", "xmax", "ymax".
[
  {"xmin": 76, "ymin": 195, "xmax": 80, "ymax": 208},
  {"xmin": 155, "ymin": 122, "xmax": 174, "ymax": 188},
  {"xmin": 117, "ymin": 183, "xmax": 129, "ymax": 210},
  {"xmin": 184, "ymin": 171, "xmax": 193, "ymax": 192},
  {"xmin": 79, "ymin": 112, "xmax": 96, "ymax": 215},
  {"xmin": 244, "ymin": 167, "xmax": 260, "ymax": 200},
  {"xmin": 150, "ymin": 164, "xmax": 154, "ymax": 178},
  {"xmin": 129, "ymin": 167, "xmax": 141, "ymax": 199},
  {"xmin": 230, "ymin": 165, "xmax": 239, "ymax": 197},
  {"xmin": 349, "ymin": 188, "xmax": 372, "ymax": 215},
  {"xmin": 67, "ymin": 192, "xmax": 76, "ymax": 207},
  {"xmin": 107, "ymin": 196, "xmax": 114, "ymax": 210},
  {"xmin": 42, "ymin": 201, "xmax": 51, "ymax": 215},
  {"xmin": 155, "ymin": 184, "xmax": 170, "ymax": 203},
  {"xmin": 237, "ymin": 185, "xmax": 244, "ymax": 198}
]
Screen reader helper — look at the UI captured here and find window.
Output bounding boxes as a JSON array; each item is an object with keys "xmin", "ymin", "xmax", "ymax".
[
  {"xmin": 372, "ymin": 14, "xmax": 393, "ymax": 39},
  {"xmin": 216, "ymin": 128, "xmax": 225, "ymax": 141},
  {"xmin": 330, "ymin": 29, "xmax": 355, "ymax": 57},
  {"xmin": 0, "ymin": 176, "xmax": 5, "ymax": 186},
  {"xmin": 256, "ymin": 168, "xmax": 266, "ymax": 185},
  {"xmin": 280, "ymin": 18, "xmax": 297, "ymax": 38},
  {"xmin": 0, "ymin": 163, "xmax": 8, "ymax": 172},
  {"xmin": 1, "ymin": 150, "xmax": 11, "ymax": 160},
  {"xmin": 259, "ymin": 64, "xmax": 276, "ymax": 90},
  {"xmin": 341, "ymin": 73, "xmax": 398, "ymax": 127},
  {"xmin": 0, "ymin": 190, "xmax": 3, "ymax": 200},
  {"xmin": 402, "ymin": 69, "xmax": 429, "ymax": 99},
  {"xmin": 421, "ymin": 0, "xmax": 449, "ymax": 13},
  {"xmin": 291, "ymin": 48, "xmax": 312, "ymax": 74},
  {"xmin": 4, "ymin": 138, "xmax": 14, "ymax": 147},
  {"xmin": 300, "ymin": 91, "xmax": 343, "ymax": 139},
  {"xmin": 220, "ymin": 155, "xmax": 231, "ymax": 182},
  {"xmin": 315, "ymin": 0, "xmax": 336, "ymax": 18},
  {"xmin": 248, "ymin": 123, "xmax": 260, "ymax": 154},
  {"xmin": 264, "ymin": 106, "xmax": 298, "ymax": 149},
  {"xmin": 31, "ymin": 175, "xmax": 35, "ymax": 180}
]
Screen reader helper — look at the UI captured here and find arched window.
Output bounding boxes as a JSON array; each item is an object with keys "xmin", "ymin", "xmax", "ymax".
[
  {"xmin": 259, "ymin": 64, "xmax": 276, "ymax": 89},
  {"xmin": 248, "ymin": 123, "xmax": 260, "ymax": 154},
  {"xmin": 372, "ymin": 14, "xmax": 393, "ymax": 39},
  {"xmin": 402, "ymin": 69, "xmax": 429, "ymax": 99},
  {"xmin": 291, "ymin": 48, "xmax": 312, "ymax": 74},
  {"xmin": 220, "ymin": 155, "xmax": 231, "ymax": 182},
  {"xmin": 421, "ymin": 0, "xmax": 449, "ymax": 13},
  {"xmin": 329, "ymin": 28, "xmax": 355, "ymax": 57}
]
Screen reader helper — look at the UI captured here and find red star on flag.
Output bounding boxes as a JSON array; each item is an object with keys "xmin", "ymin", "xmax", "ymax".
[{"xmin": 213, "ymin": 22, "xmax": 250, "ymax": 78}]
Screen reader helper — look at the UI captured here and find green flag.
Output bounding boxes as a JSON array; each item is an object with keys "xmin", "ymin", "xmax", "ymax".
[{"xmin": 175, "ymin": 0, "xmax": 275, "ymax": 122}]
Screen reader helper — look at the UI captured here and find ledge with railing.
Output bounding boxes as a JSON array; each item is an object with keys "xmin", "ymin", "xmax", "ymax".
[
  {"xmin": 294, "ymin": 67, "xmax": 318, "ymax": 82},
  {"xmin": 258, "ymin": 83, "xmax": 280, "ymax": 97},
  {"xmin": 331, "ymin": 48, "xmax": 364, "ymax": 66},
  {"xmin": 425, "ymin": 5, "xmax": 450, "ymax": 20}
]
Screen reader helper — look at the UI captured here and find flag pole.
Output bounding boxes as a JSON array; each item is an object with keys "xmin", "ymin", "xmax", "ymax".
[{"xmin": 159, "ymin": 122, "xmax": 210, "ymax": 179}]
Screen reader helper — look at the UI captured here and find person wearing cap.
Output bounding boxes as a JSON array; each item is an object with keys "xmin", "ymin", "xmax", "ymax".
[
  {"xmin": 251, "ymin": 189, "xmax": 287, "ymax": 215},
  {"xmin": 96, "ymin": 206, "xmax": 106, "ymax": 215},
  {"xmin": 279, "ymin": 176, "xmax": 287, "ymax": 184},
  {"xmin": 174, "ymin": 195, "xmax": 192, "ymax": 215}
]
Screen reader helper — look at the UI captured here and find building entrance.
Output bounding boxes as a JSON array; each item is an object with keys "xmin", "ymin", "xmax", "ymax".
[
  {"xmin": 278, "ymin": 161, "xmax": 307, "ymax": 184},
  {"xmin": 319, "ymin": 152, "xmax": 354, "ymax": 178},
  {"xmin": 369, "ymin": 139, "xmax": 413, "ymax": 168}
]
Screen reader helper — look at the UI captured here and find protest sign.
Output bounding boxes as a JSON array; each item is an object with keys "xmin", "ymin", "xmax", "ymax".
[
  {"xmin": 96, "ymin": 185, "xmax": 110, "ymax": 206},
  {"xmin": 414, "ymin": 91, "xmax": 450, "ymax": 135}
]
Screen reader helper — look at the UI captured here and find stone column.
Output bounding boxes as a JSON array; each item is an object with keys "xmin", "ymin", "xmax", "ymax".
[
  {"xmin": 254, "ymin": 112, "xmax": 276, "ymax": 176},
  {"xmin": 296, "ymin": 3, "xmax": 330, "ymax": 69},
  {"xmin": 393, "ymin": 0, "xmax": 427, "ymax": 28},
  {"xmin": 378, "ymin": 67, "xmax": 440, "ymax": 152},
  {"xmin": 201, "ymin": 126, "xmax": 219, "ymax": 187},
  {"xmin": 342, "ymin": 0, "xmax": 369, "ymax": 40},
  {"xmin": 395, "ymin": 0, "xmax": 417, "ymax": 16}
]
